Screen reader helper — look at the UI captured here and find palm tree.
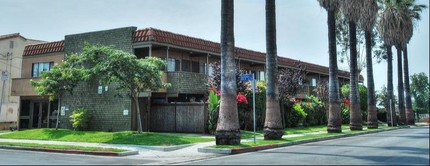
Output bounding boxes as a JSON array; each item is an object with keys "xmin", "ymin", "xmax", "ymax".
[
  {"xmin": 264, "ymin": 0, "xmax": 284, "ymax": 140},
  {"xmin": 396, "ymin": 45, "xmax": 406, "ymax": 125},
  {"xmin": 378, "ymin": 0, "xmax": 402, "ymax": 126},
  {"xmin": 386, "ymin": 45, "xmax": 397, "ymax": 126},
  {"xmin": 318, "ymin": 0, "xmax": 342, "ymax": 133},
  {"xmin": 339, "ymin": 0, "xmax": 363, "ymax": 130},
  {"xmin": 398, "ymin": 0, "xmax": 427, "ymax": 125},
  {"xmin": 216, "ymin": 0, "xmax": 240, "ymax": 145},
  {"xmin": 393, "ymin": 0, "xmax": 414, "ymax": 125},
  {"xmin": 358, "ymin": 0, "xmax": 379, "ymax": 129},
  {"xmin": 403, "ymin": 46, "xmax": 414, "ymax": 124}
]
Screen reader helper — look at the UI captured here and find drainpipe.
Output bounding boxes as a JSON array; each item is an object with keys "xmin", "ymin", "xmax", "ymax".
[{"xmin": 206, "ymin": 54, "xmax": 209, "ymax": 75}]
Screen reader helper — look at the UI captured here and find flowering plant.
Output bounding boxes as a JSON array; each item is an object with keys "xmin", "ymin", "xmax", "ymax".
[{"xmin": 236, "ymin": 93, "xmax": 248, "ymax": 104}]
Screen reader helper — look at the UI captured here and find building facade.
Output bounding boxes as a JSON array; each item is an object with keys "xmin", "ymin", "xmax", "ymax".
[
  {"xmin": 11, "ymin": 27, "xmax": 358, "ymax": 131},
  {"xmin": 0, "ymin": 33, "xmax": 43, "ymax": 129}
]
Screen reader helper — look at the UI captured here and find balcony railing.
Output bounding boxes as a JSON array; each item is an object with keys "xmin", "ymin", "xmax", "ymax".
[{"xmin": 166, "ymin": 72, "xmax": 208, "ymax": 95}]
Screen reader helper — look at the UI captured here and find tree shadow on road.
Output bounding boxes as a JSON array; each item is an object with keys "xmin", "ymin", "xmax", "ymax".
[{"xmin": 259, "ymin": 150, "xmax": 429, "ymax": 165}]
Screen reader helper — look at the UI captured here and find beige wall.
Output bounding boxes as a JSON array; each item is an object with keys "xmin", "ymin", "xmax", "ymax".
[{"xmin": 0, "ymin": 37, "xmax": 43, "ymax": 124}]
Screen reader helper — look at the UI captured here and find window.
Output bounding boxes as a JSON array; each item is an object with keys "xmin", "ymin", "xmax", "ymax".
[
  {"xmin": 200, "ymin": 63, "xmax": 206, "ymax": 74},
  {"xmin": 32, "ymin": 62, "xmax": 54, "ymax": 77},
  {"xmin": 10, "ymin": 41, "xmax": 14, "ymax": 49},
  {"xmin": 182, "ymin": 60, "xmax": 190, "ymax": 72},
  {"xmin": 191, "ymin": 61, "xmax": 199, "ymax": 73},
  {"xmin": 167, "ymin": 58, "xmax": 180, "ymax": 72},
  {"xmin": 312, "ymin": 78, "xmax": 317, "ymax": 87},
  {"xmin": 208, "ymin": 65, "xmax": 214, "ymax": 76},
  {"xmin": 167, "ymin": 58, "xmax": 176, "ymax": 72},
  {"xmin": 258, "ymin": 71, "xmax": 265, "ymax": 81}
]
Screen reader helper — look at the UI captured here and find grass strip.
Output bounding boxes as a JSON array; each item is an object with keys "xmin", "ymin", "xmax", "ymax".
[
  {"xmin": 214, "ymin": 125, "xmax": 398, "ymax": 149},
  {"xmin": 0, "ymin": 129, "xmax": 214, "ymax": 146},
  {"xmin": 0, "ymin": 142, "xmax": 126, "ymax": 152}
]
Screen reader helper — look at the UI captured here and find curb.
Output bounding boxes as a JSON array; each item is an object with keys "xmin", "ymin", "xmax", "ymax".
[
  {"xmin": 142, "ymin": 144, "xmax": 192, "ymax": 151},
  {"xmin": 0, "ymin": 145, "xmax": 139, "ymax": 156},
  {"xmin": 198, "ymin": 127, "xmax": 401, "ymax": 155}
]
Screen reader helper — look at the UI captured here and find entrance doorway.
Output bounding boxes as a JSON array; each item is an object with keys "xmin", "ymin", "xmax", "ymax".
[
  {"xmin": 19, "ymin": 99, "xmax": 58, "ymax": 129},
  {"xmin": 31, "ymin": 101, "xmax": 49, "ymax": 128}
]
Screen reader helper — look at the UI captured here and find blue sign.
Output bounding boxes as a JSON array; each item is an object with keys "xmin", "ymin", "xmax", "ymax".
[{"xmin": 240, "ymin": 74, "xmax": 254, "ymax": 81}]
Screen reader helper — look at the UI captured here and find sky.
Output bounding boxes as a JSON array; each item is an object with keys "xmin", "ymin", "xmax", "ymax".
[{"xmin": 1, "ymin": 0, "xmax": 428, "ymax": 93}]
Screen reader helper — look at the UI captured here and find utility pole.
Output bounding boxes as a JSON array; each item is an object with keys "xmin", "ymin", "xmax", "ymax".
[{"xmin": 0, "ymin": 52, "xmax": 11, "ymax": 120}]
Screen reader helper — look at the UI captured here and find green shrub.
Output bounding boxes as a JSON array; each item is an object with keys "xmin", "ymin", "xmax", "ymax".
[
  {"xmin": 69, "ymin": 108, "xmax": 91, "ymax": 131},
  {"xmin": 341, "ymin": 84, "xmax": 368, "ymax": 122},
  {"xmin": 341, "ymin": 103, "xmax": 350, "ymax": 124},
  {"xmin": 207, "ymin": 91, "xmax": 219, "ymax": 134},
  {"xmin": 293, "ymin": 103, "xmax": 307, "ymax": 118},
  {"xmin": 302, "ymin": 95, "xmax": 327, "ymax": 126},
  {"xmin": 239, "ymin": 81, "xmax": 267, "ymax": 131}
]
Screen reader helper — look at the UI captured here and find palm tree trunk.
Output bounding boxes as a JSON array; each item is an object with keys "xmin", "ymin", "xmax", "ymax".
[
  {"xmin": 216, "ymin": 0, "xmax": 240, "ymax": 145},
  {"xmin": 386, "ymin": 45, "xmax": 397, "ymax": 126},
  {"xmin": 326, "ymin": 8, "xmax": 342, "ymax": 133},
  {"xmin": 264, "ymin": 0, "xmax": 283, "ymax": 140},
  {"xmin": 348, "ymin": 21, "xmax": 362, "ymax": 130},
  {"xmin": 396, "ymin": 47, "xmax": 406, "ymax": 125},
  {"xmin": 403, "ymin": 46, "xmax": 414, "ymax": 125},
  {"xmin": 365, "ymin": 31, "xmax": 378, "ymax": 129}
]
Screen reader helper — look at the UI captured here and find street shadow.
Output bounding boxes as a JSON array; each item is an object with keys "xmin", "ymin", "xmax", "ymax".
[
  {"xmin": 359, "ymin": 134, "xmax": 429, "ymax": 139},
  {"xmin": 298, "ymin": 144, "xmax": 428, "ymax": 155},
  {"xmin": 259, "ymin": 151, "xmax": 429, "ymax": 165}
]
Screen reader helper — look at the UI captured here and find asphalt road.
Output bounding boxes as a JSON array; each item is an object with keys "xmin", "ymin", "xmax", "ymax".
[
  {"xmin": 186, "ymin": 126, "xmax": 429, "ymax": 165},
  {"xmin": 0, "ymin": 126, "xmax": 428, "ymax": 165},
  {"xmin": 0, "ymin": 149, "xmax": 155, "ymax": 165}
]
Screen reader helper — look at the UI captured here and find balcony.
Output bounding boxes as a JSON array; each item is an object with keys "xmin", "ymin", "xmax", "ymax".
[
  {"xmin": 11, "ymin": 78, "xmax": 39, "ymax": 96},
  {"xmin": 166, "ymin": 72, "xmax": 208, "ymax": 95}
]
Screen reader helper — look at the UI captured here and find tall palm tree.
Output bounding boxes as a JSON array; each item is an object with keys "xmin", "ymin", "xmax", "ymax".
[
  {"xmin": 378, "ymin": 0, "xmax": 402, "ymax": 126},
  {"xmin": 396, "ymin": 45, "xmax": 406, "ymax": 125},
  {"xmin": 216, "ymin": 0, "xmax": 240, "ymax": 145},
  {"xmin": 358, "ymin": 0, "xmax": 379, "ymax": 129},
  {"xmin": 318, "ymin": 0, "xmax": 342, "ymax": 133},
  {"xmin": 264, "ymin": 0, "xmax": 284, "ymax": 140},
  {"xmin": 403, "ymin": 46, "xmax": 414, "ymax": 124},
  {"xmin": 386, "ymin": 45, "xmax": 397, "ymax": 126},
  {"xmin": 393, "ymin": 0, "xmax": 414, "ymax": 125},
  {"xmin": 339, "ymin": 0, "xmax": 363, "ymax": 130},
  {"xmin": 398, "ymin": 0, "xmax": 427, "ymax": 125}
]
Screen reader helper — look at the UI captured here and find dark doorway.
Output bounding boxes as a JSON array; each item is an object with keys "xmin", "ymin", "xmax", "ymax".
[{"xmin": 31, "ymin": 101, "xmax": 49, "ymax": 128}]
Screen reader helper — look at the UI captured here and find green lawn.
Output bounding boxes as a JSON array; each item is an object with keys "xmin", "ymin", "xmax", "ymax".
[
  {"xmin": 0, "ymin": 142, "xmax": 126, "ymax": 152},
  {"xmin": 0, "ymin": 129, "xmax": 214, "ymax": 146}
]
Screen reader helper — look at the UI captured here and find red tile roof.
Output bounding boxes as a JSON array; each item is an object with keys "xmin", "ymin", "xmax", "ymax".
[
  {"xmin": 23, "ymin": 41, "xmax": 64, "ymax": 56},
  {"xmin": 0, "ymin": 33, "xmax": 26, "ymax": 40},
  {"xmin": 133, "ymin": 28, "xmax": 353, "ymax": 78}
]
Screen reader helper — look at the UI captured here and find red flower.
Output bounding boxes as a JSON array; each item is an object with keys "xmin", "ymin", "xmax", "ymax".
[
  {"xmin": 216, "ymin": 90, "xmax": 221, "ymax": 96},
  {"xmin": 236, "ymin": 93, "xmax": 248, "ymax": 104},
  {"xmin": 342, "ymin": 99, "xmax": 351, "ymax": 107}
]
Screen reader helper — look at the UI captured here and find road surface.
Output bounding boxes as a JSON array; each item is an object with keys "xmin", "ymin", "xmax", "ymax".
[{"xmin": 186, "ymin": 126, "xmax": 429, "ymax": 165}]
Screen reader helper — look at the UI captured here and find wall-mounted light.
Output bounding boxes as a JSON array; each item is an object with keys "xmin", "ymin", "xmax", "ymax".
[{"xmin": 98, "ymin": 86, "xmax": 103, "ymax": 94}]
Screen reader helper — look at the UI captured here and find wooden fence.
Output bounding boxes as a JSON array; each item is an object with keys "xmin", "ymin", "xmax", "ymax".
[{"xmin": 150, "ymin": 102, "xmax": 208, "ymax": 133}]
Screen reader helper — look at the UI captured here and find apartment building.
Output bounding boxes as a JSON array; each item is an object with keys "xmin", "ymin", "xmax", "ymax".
[{"xmin": 11, "ymin": 27, "xmax": 357, "ymax": 131}]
